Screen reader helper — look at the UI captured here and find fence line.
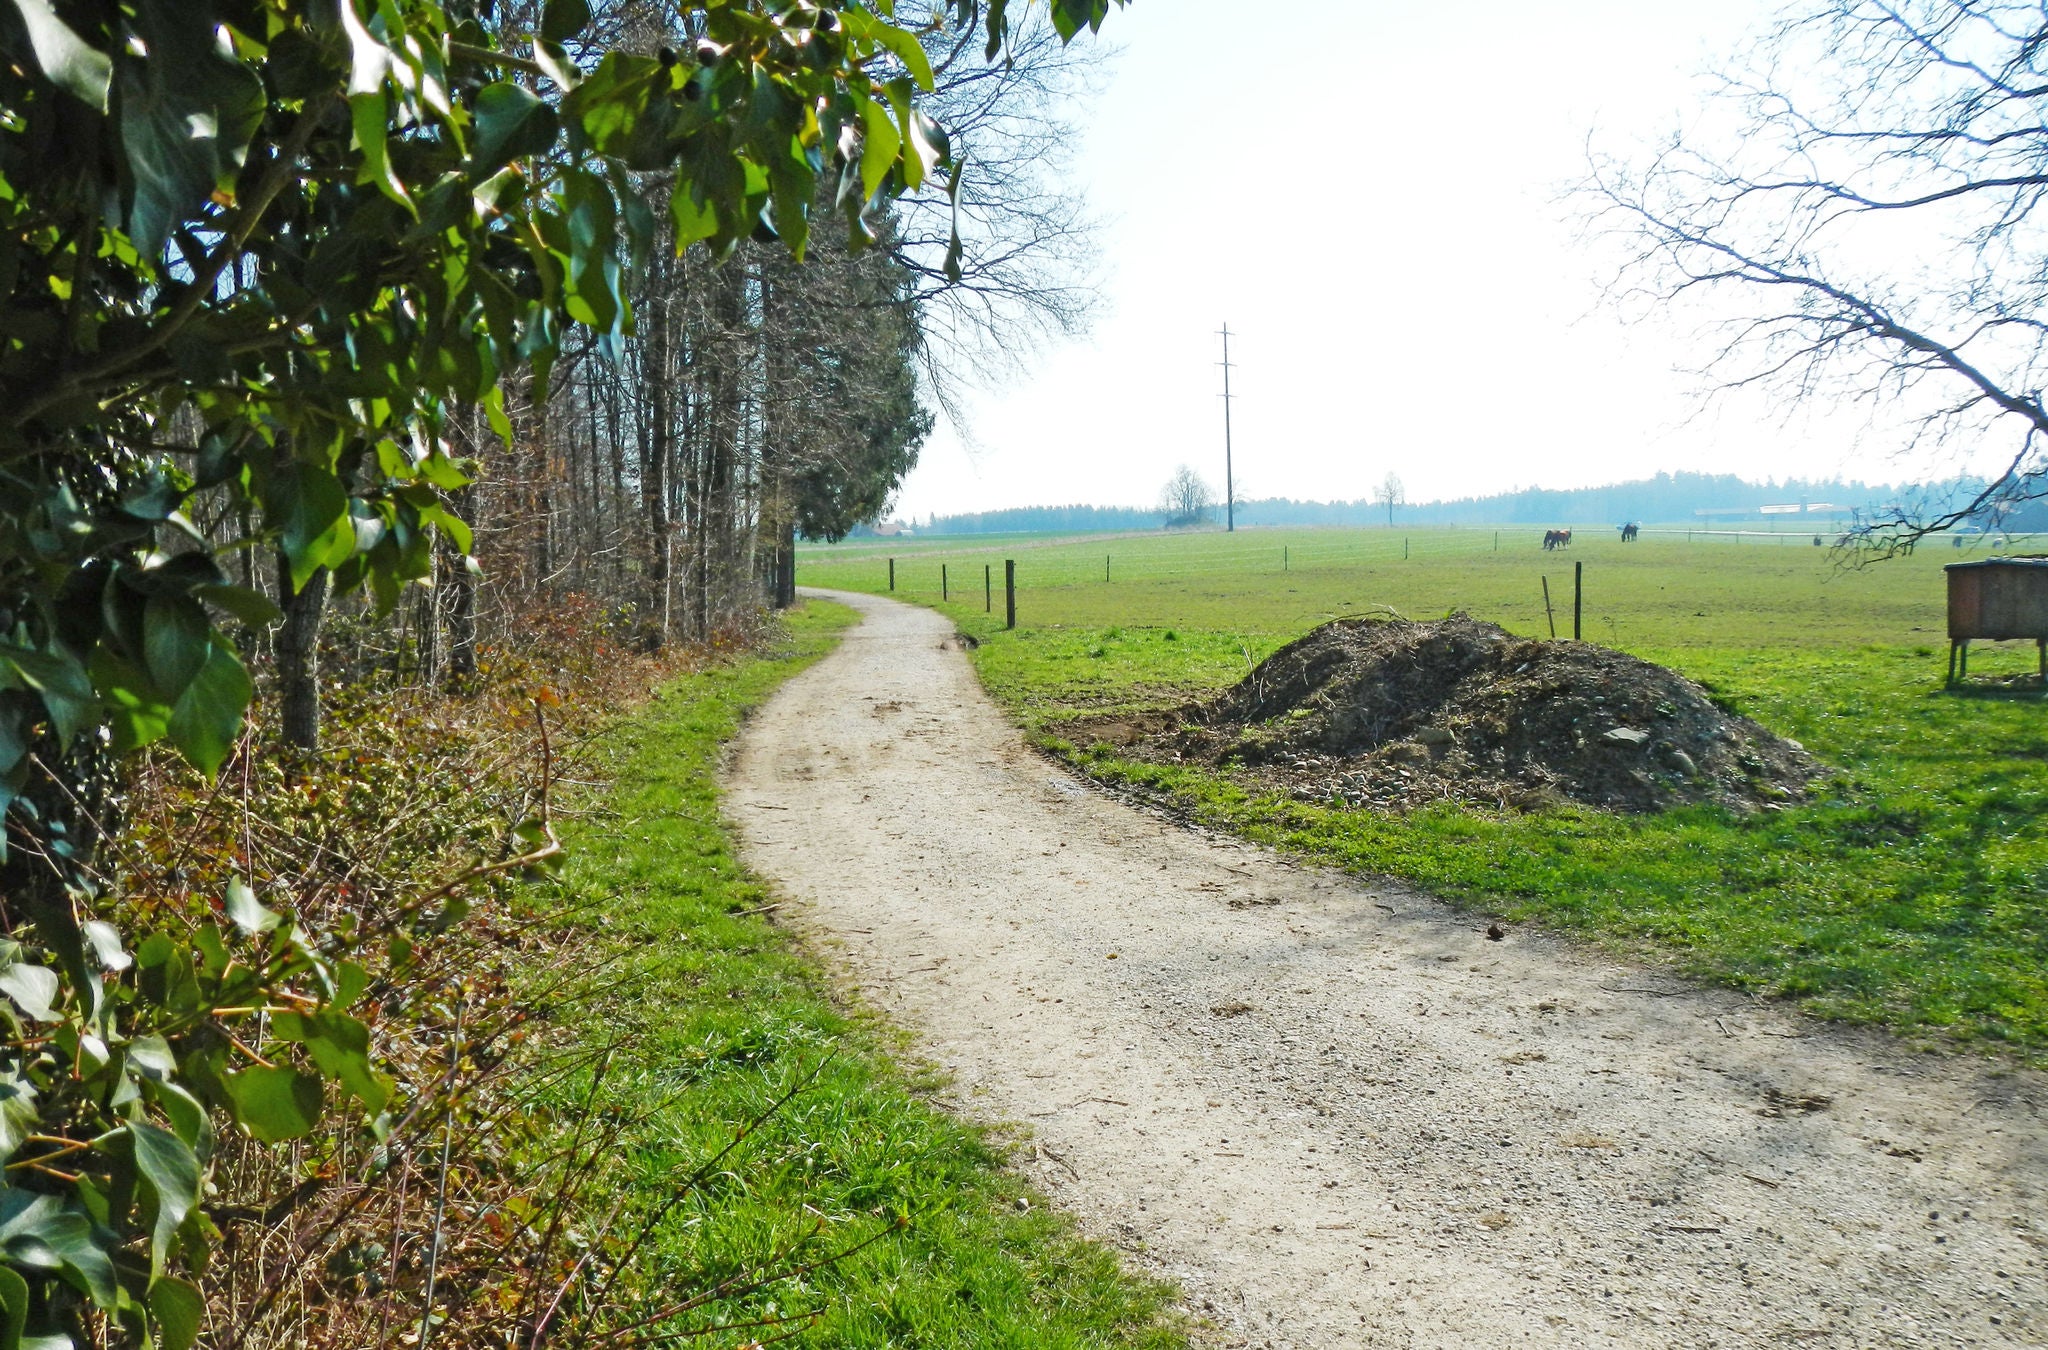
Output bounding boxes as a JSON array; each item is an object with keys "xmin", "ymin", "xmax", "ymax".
[{"xmin": 815, "ymin": 528, "xmax": 2048, "ymax": 600}]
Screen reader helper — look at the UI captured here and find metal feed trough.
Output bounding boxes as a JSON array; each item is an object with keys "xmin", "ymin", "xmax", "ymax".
[{"xmin": 1944, "ymin": 557, "xmax": 2048, "ymax": 684}]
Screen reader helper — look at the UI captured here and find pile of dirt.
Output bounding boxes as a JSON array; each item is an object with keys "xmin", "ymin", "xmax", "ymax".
[{"xmin": 1077, "ymin": 616, "xmax": 1822, "ymax": 814}]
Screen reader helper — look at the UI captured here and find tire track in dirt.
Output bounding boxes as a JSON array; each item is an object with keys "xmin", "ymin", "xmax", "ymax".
[{"xmin": 726, "ymin": 589, "xmax": 2047, "ymax": 1348}]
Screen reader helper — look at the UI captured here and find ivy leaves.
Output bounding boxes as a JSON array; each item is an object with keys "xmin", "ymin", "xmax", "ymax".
[
  {"xmin": 220, "ymin": 1066, "xmax": 323, "ymax": 1144},
  {"xmin": 0, "ymin": 878, "xmax": 393, "ymax": 1346},
  {"xmin": 4, "ymin": 0, "xmax": 111, "ymax": 110},
  {"xmin": 472, "ymin": 82, "xmax": 558, "ymax": 175},
  {"xmin": 129, "ymin": 1121, "xmax": 200, "ymax": 1279},
  {"xmin": 117, "ymin": 2, "xmax": 266, "ymax": 254},
  {"xmin": 0, "ymin": 1191, "xmax": 116, "ymax": 1313}
]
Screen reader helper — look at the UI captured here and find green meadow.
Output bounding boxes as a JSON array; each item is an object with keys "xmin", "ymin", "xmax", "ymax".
[{"xmin": 800, "ymin": 527, "xmax": 2048, "ymax": 1058}]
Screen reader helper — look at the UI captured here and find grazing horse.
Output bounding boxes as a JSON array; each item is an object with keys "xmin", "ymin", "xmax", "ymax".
[
  {"xmin": 1618, "ymin": 521, "xmax": 1639, "ymax": 542},
  {"xmin": 1543, "ymin": 528, "xmax": 1574, "ymax": 551}
]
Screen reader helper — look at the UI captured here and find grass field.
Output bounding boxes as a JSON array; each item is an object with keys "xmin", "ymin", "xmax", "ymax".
[
  {"xmin": 551, "ymin": 602, "xmax": 1187, "ymax": 1348},
  {"xmin": 799, "ymin": 528, "xmax": 2048, "ymax": 1058}
]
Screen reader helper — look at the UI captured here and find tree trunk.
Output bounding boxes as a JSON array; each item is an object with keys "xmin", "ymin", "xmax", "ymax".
[
  {"xmin": 416, "ymin": 548, "xmax": 439, "ymax": 686},
  {"xmin": 698, "ymin": 261, "xmax": 746, "ymax": 633},
  {"xmin": 606, "ymin": 370, "xmax": 628, "ymax": 591},
  {"xmin": 275, "ymin": 553, "xmax": 329, "ymax": 752},
  {"xmin": 759, "ymin": 263, "xmax": 796, "ymax": 611},
  {"xmin": 446, "ymin": 480, "xmax": 477, "ymax": 684},
  {"xmin": 775, "ymin": 518, "xmax": 796, "ymax": 608},
  {"xmin": 446, "ymin": 561, "xmax": 476, "ymax": 683},
  {"xmin": 641, "ymin": 251, "xmax": 674, "ymax": 637}
]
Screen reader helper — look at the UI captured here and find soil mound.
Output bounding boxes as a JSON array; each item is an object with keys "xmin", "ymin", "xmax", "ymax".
[{"xmin": 1084, "ymin": 616, "xmax": 1821, "ymax": 814}]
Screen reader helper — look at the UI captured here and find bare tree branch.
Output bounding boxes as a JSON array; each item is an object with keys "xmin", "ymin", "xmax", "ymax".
[{"xmin": 1586, "ymin": 0, "xmax": 2048, "ymax": 548}]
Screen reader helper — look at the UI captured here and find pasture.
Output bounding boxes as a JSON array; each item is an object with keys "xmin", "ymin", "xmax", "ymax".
[{"xmin": 798, "ymin": 527, "xmax": 2048, "ymax": 1057}]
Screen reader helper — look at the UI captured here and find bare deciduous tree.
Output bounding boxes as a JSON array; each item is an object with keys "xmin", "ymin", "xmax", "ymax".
[
  {"xmin": 1588, "ymin": 0, "xmax": 2048, "ymax": 547},
  {"xmin": 892, "ymin": 8, "xmax": 1107, "ymax": 425},
  {"xmin": 1159, "ymin": 465, "xmax": 1217, "ymax": 528},
  {"xmin": 1373, "ymin": 472, "xmax": 1406, "ymax": 527}
]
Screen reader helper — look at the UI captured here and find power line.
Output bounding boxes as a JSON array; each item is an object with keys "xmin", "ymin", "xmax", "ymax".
[{"xmin": 1218, "ymin": 323, "xmax": 1236, "ymax": 533}]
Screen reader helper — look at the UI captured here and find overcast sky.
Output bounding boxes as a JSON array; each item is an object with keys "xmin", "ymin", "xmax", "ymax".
[{"xmin": 888, "ymin": 0, "xmax": 1918, "ymax": 521}]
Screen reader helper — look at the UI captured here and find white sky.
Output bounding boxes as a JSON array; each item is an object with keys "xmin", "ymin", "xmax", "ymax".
[{"xmin": 891, "ymin": 0, "xmax": 1912, "ymax": 521}]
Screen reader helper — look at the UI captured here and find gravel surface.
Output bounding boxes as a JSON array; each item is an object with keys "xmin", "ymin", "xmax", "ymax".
[{"xmin": 726, "ymin": 590, "xmax": 2047, "ymax": 1348}]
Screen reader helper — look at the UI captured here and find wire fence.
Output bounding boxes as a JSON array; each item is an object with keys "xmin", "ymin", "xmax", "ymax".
[
  {"xmin": 1652, "ymin": 528, "xmax": 2048, "ymax": 548},
  {"xmin": 806, "ymin": 529, "xmax": 1515, "ymax": 591},
  {"xmin": 801, "ymin": 525, "xmax": 2048, "ymax": 596}
]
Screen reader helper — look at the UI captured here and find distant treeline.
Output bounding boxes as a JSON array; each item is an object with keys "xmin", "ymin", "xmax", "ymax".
[
  {"xmin": 887, "ymin": 502, "xmax": 1162, "ymax": 534},
  {"xmin": 1237, "ymin": 472, "xmax": 1912, "ymax": 527},
  {"xmin": 890, "ymin": 471, "xmax": 2048, "ymax": 536}
]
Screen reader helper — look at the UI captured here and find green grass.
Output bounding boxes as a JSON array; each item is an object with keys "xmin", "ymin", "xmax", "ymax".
[
  {"xmin": 801, "ymin": 528, "xmax": 2048, "ymax": 1058},
  {"xmin": 549, "ymin": 601, "xmax": 1187, "ymax": 1348}
]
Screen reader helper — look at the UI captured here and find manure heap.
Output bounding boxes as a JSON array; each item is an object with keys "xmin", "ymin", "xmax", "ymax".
[{"xmin": 1090, "ymin": 616, "xmax": 1821, "ymax": 814}]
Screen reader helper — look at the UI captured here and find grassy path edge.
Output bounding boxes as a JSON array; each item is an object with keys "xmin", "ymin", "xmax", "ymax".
[{"xmin": 542, "ymin": 599, "xmax": 1190, "ymax": 1348}]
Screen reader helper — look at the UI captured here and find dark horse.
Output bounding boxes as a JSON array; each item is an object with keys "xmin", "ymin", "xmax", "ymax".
[
  {"xmin": 1619, "ymin": 522, "xmax": 1639, "ymax": 542},
  {"xmin": 1543, "ymin": 528, "xmax": 1573, "ymax": 550}
]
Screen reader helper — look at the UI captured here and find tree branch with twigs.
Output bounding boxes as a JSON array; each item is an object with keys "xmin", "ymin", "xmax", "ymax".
[{"xmin": 1585, "ymin": 0, "xmax": 2048, "ymax": 550}]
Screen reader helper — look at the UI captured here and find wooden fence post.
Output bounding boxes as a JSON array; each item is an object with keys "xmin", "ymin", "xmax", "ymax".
[
  {"xmin": 1542, "ymin": 576, "xmax": 1556, "ymax": 638},
  {"xmin": 1573, "ymin": 560, "xmax": 1583, "ymax": 641},
  {"xmin": 984, "ymin": 563, "xmax": 991, "ymax": 613},
  {"xmin": 1005, "ymin": 559, "xmax": 1016, "ymax": 631},
  {"xmin": 942, "ymin": 563, "xmax": 948, "ymax": 602},
  {"xmin": 888, "ymin": 557, "xmax": 895, "ymax": 591}
]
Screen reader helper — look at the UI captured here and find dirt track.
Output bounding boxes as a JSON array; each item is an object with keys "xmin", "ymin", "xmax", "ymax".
[{"xmin": 726, "ymin": 590, "xmax": 2047, "ymax": 1348}]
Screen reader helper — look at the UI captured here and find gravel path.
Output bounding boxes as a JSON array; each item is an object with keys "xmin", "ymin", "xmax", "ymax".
[{"xmin": 727, "ymin": 590, "xmax": 2047, "ymax": 1348}]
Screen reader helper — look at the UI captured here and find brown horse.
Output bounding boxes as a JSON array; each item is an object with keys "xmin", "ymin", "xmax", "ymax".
[
  {"xmin": 1543, "ymin": 528, "xmax": 1573, "ymax": 550},
  {"xmin": 1619, "ymin": 522, "xmax": 1639, "ymax": 542}
]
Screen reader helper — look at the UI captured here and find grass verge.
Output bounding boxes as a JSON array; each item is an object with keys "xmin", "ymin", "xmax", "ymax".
[{"xmin": 543, "ymin": 599, "xmax": 1187, "ymax": 1348}]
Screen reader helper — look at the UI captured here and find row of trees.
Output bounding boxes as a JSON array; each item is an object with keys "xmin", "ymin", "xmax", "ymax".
[
  {"xmin": 1156, "ymin": 467, "xmax": 1405, "ymax": 529},
  {"xmin": 277, "ymin": 2, "xmax": 1102, "ymax": 751},
  {"xmin": 9, "ymin": 0, "xmax": 1113, "ymax": 781},
  {"xmin": 916, "ymin": 502, "xmax": 1160, "ymax": 533},
  {"xmin": 1232, "ymin": 470, "xmax": 1917, "ymax": 529},
  {"xmin": 1155, "ymin": 468, "xmax": 1400, "ymax": 527},
  {"xmin": 916, "ymin": 469, "xmax": 1942, "ymax": 535}
]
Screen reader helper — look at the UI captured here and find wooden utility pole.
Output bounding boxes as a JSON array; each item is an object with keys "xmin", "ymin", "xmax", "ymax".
[{"xmin": 1218, "ymin": 323, "xmax": 1236, "ymax": 533}]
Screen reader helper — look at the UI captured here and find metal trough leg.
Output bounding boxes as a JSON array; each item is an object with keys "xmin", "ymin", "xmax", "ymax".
[{"xmin": 1948, "ymin": 641, "xmax": 1960, "ymax": 685}]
